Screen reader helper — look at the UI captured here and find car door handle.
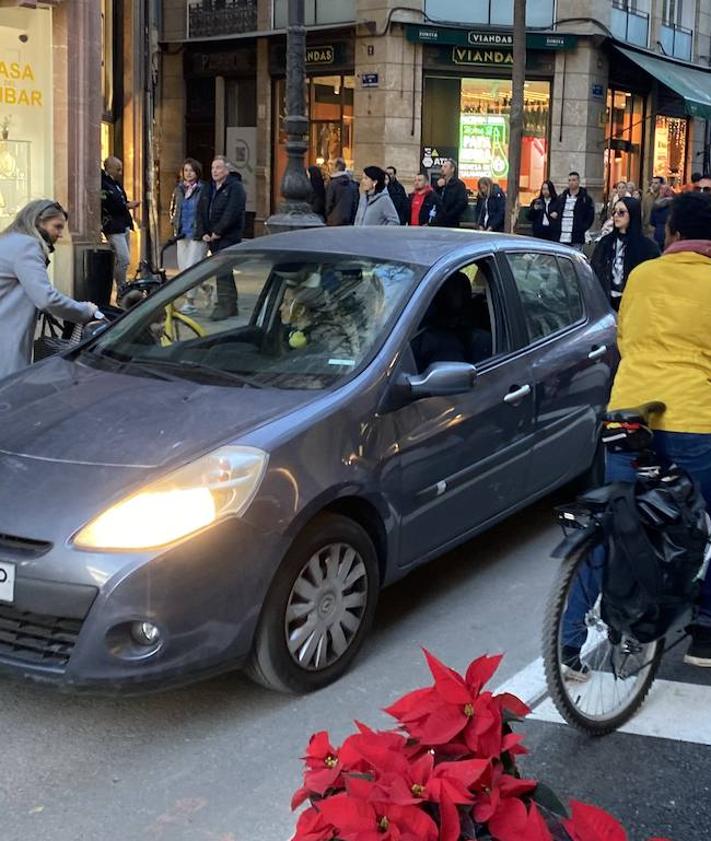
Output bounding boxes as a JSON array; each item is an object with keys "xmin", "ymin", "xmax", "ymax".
[
  {"xmin": 503, "ymin": 384, "xmax": 532, "ymax": 404},
  {"xmin": 588, "ymin": 344, "xmax": 607, "ymax": 361}
]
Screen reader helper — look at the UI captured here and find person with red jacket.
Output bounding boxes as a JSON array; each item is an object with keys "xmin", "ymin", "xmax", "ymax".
[{"xmin": 408, "ymin": 173, "xmax": 443, "ymax": 226}]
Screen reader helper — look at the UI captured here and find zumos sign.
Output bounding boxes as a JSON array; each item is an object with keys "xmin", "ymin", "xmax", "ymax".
[
  {"xmin": 459, "ymin": 114, "xmax": 510, "ymax": 182},
  {"xmin": 405, "ymin": 23, "xmax": 577, "ymax": 51}
]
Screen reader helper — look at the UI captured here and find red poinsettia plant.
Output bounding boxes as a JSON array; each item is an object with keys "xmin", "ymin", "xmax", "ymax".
[{"xmin": 290, "ymin": 650, "xmax": 672, "ymax": 841}]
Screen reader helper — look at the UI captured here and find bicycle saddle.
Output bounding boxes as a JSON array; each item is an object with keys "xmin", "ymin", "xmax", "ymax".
[{"xmin": 604, "ymin": 401, "xmax": 666, "ymax": 426}]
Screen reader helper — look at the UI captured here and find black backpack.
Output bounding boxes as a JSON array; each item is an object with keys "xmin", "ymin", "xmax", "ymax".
[{"xmin": 594, "ymin": 469, "xmax": 709, "ymax": 643}]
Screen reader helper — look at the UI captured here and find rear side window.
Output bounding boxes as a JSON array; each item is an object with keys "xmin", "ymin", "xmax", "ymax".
[{"xmin": 506, "ymin": 252, "xmax": 584, "ymax": 343}]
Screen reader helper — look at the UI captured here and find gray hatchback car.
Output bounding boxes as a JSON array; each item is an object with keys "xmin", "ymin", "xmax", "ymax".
[{"xmin": 0, "ymin": 228, "xmax": 615, "ymax": 693}]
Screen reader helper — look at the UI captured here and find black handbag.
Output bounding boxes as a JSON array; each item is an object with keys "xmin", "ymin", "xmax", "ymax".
[{"xmin": 33, "ymin": 312, "xmax": 74, "ymax": 361}]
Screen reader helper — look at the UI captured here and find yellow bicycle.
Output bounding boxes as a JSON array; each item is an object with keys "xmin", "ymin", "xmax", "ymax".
[{"xmin": 160, "ymin": 302, "xmax": 206, "ymax": 345}]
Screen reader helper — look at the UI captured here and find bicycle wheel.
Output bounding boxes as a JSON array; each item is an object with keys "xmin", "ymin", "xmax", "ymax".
[
  {"xmin": 542, "ymin": 542, "xmax": 663, "ymax": 736},
  {"xmin": 161, "ymin": 309, "xmax": 206, "ymax": 345}
]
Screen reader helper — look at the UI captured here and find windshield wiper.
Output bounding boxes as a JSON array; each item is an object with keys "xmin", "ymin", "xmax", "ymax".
[{"xmin": 131, "ymin": 358, "xmax": 265, "ymax": 388}]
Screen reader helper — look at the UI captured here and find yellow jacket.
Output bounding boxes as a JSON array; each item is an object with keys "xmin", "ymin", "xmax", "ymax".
[{"xmin": 609, "ymin": 249, "xmax": 711, "ymax": 433}]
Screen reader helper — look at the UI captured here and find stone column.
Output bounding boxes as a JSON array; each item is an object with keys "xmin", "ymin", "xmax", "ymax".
[
  {"xmin": 254, "ymin": 37, "xmax": 272, "ymax": 235},
  {"xmin": 157, "ymin": 49, "xmax": 186, "ymax": 242},
  {"xmin": 354, "ymin": 0, "xmax": 423, "ymax": 183},
  {"xmin": 52, "ymin": 0, "xmax": 102, "ymax": 293},
  {"xmin": 549, "ymin": 37, "xmax": 609, "ymax": 204}
]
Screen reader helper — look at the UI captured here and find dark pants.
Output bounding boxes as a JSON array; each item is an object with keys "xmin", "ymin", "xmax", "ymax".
[
  {"xmin": 563, "ymin": 430, "xmax": 711, "ymax": 649},
  {"xmin": 210, "ymin": 238, "xmax": 240, "ymax": 311}
]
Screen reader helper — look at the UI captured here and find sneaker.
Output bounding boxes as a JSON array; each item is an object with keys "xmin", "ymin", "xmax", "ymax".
[
  {"xmin": 208, "ymin": 304, "xmax": 238, "ymax": 321},
  {"xmin": 179, "ymin": 303, "xmax": 199, "ymax": 316},
  {"xmin": 684, "ymin": 626, "xmax": 711, "ymax": 668},
  {"xmin": 561, "ymin": 645, "xmax": 591, "ymax": 682}
]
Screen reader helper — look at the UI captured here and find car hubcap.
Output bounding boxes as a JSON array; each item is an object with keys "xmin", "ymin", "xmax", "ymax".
[{"xmin": 285, "ymin": 542, "xmax": 368, "ymax": 672}]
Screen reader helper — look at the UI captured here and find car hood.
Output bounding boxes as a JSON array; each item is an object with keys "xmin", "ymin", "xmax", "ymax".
[{"xmin": 0, "ymin": 357, "xmax": 318, "ymax": 468}]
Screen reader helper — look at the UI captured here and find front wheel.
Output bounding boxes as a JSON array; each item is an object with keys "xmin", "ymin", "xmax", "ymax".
[
  {"xmin": 247, "ymin": 513, "xmax": 380, "ymax": 693},
  {"xmin": 542, "ymin": 542, "xmax": 663, "ymax": 736}
]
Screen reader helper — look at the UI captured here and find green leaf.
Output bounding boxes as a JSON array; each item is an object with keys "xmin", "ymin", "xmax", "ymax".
[{"xmin": 533, "ymin": 782, "xmax": 569, "ymax": 818}]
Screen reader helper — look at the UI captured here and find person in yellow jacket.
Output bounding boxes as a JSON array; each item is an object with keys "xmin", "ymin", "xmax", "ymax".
[{"xmin": 608, "ymin": 190, "xmax": 711, "ymax": 667}]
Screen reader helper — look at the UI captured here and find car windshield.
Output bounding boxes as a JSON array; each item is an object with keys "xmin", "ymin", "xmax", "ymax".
[{"xmin": 85, "ymin": 250, "xmax": 422, "ymax": 389}]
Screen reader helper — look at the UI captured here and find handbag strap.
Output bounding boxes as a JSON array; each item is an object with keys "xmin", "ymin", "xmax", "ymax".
[{"xmin": 39, "ymin": 311, "xmax": 63, "ymax": 338}]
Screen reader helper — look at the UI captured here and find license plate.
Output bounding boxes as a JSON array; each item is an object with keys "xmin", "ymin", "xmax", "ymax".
[{"xmin": 0, "ymin": 561, "xmax": 15, "ymax": 603}]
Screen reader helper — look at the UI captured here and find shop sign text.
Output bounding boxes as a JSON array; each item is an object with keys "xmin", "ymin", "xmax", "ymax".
[
  {"xmin": 452, "ymin": 47, "xmax": 514, "ymax": 67},
  {"xmin": 459, "ymin": 114, "xmax": 510, "ymax": 181},
  {"xmin": 306, "ymin": 46, "xmax": 334, "ymax": 66},
  {"xmin": 0, "ymin": 60, "xmax": 42, "ymax": 107}
]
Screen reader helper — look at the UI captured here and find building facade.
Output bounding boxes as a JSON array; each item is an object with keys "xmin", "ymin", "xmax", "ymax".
[{"xmin": 159, "ymin": 0, "xmax": 711, "ymax": 235}]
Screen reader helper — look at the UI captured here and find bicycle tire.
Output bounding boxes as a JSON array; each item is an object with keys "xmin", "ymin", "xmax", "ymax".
[
  {"xmin": 542, "ymin": 542, "xmax": 663, "ymax": 736},
  {"xmin": 161, "ymin": 310, "xmax": 206, "ymax": 344}
]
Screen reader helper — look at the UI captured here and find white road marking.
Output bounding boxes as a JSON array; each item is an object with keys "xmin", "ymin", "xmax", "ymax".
[{"xmin": 495, "ymin": 659, "xmax": 711, "ymax": 746}]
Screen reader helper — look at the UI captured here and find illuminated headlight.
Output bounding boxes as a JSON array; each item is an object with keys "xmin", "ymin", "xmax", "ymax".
[{"xmin": 73, "ymin": 446, "xmax": 268, "ymax": 550}]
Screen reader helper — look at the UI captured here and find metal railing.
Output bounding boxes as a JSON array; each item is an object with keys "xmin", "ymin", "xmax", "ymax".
[
  {"xmin": 187, "ymin": 0, "xmax": 258, "ymax": 38},
  {"xmin": 610, "ymin": 4, "xmax": 649, "ymax": 48},
  {"xmin": 659, "ymin": 22, "xmax": 693, "ymax": 61}
]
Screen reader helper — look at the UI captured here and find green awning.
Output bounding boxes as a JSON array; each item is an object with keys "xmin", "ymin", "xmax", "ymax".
[{"xmin": 615, "ymin": 45, "xmax": 711, "ymax": 120}]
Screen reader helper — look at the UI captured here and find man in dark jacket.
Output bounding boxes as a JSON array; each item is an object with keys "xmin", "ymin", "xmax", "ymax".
[
  {"xmin": 408, "ymin": 173, "xmax": 443, "ymax": 226},
  {"xmin": 474, "ymin": 178, "xmax": 506, "ymax": 232},
  {"xmin": 325, "ymin": 158, "xmax": 359, "ymax": 226},
  {"xmin": 435, "ymin": 158, "xmax": 469, "ymax": 227},
  {"xmin": 196, "ymin": 155, "xmax": 246, "ymax": 319},
  {"xmin": 552, "ymin": 171, "xmax": 595, "ymax": 250},
  {"xmin": 101, "ymin": 156, "xmax": 139, "ymax": 290},
  {"xmin": 385, "ymin": 166, "xmax": 409, "ymax": 225}
]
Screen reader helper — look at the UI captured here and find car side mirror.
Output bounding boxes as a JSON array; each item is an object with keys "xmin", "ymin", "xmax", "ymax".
[
  {"xmin": 400, "ymin": 361, "xmax": 477, "ymax": 399},
  {"xmin": 82, "ymin": 320, "xmax": 109, "ymax": 340}
]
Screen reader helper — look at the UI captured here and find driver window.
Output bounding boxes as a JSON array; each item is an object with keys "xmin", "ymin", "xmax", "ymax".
[{"xmin": 410, "ymin": 260, "xmax": 497, "ymax": 375}]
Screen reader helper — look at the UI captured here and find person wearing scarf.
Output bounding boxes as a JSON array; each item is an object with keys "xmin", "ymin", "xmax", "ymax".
[
  {"xmin": 590, "ymin": 196, "xmax": 659, "ymax": 311},
  {"xmin": 607, "ymin": 191, "xmax": 711, "ymax": 667},
  {"xmin": 170, "ymin": 158, "xmax": 208, "ymax": 314}
]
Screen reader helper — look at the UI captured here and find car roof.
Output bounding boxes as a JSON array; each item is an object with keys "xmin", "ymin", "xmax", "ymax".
[{"xmin": 230, "ymin": 227, "xmax": 558, "ymax": 268}]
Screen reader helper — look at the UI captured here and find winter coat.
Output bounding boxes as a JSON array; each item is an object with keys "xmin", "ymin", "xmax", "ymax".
[
  {"xmin": 387, "ymin": 178, "xmax": 409, "ymax": 225},
  {"xmin": 552, "ymin": 187, "xmax": 595, "ymax": 245},
  {"xmin": 590, "ymin": 230, "xmax": 659, "ymax": 307},
  {"xmin": 195, "ymin": 173, "xmax": 246, "ymax": 250},
  {"xmin": 435, "ymin": 176, "xmax": 469, "ymax": 227},
  {"xmin": 649, "ymin": 197, "xmax": 672, "ymax": 250},
  {"xmin": 475, "ymin": 185, "xmax": 506, "ymax": 232},
  {"xmin": 528, "ymin": 196, "xmax": 560, "ymax": 240},
  {"xmin": 170, "ymin": 181, "xmax": 208, "ymax": 239},
  {"xmin": 408, "ymin": 188, "xmax": 443, "ymax": 226},
  {"xmin": 0, "ymin": 233, "xmax": 94, "ymax": 379},
  {"xmin": 609, "ymin": 244, "xmax": 711, "ymax": 433},
  {"xmin": 101, "ymin": 170, "xmax": 134, "ymax": 235},
  {"xmin": 353, "ymin": 190, "xmax": 400, "ymax": 226},
  {"xmin": 325, "ymin": 171, "xmax": 359, "ymax": 226}
]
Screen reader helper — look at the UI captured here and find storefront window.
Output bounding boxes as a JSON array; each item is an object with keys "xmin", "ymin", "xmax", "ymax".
[
  {"xmin": 425, "ymin": 0, "xmax": 554, "ymax": 27},
  {"xmin": 653, "ymin": 116, "xmax": 687, "ymax": 188},
  {"xmin": 422, "ymin": 77, "xmax": 550, "ymax": 206},
  {"xmin": 272, "ymin": 75, "xmax": 354, "ymax": 211},
  {"xmin": 0, "ymin": 6, "xmax": 53, "ymax": 222},
  {"xmin": 603, "ymin": 88, "xmax": 645, "ymax": 197},
  {"xmin": 274, "ymin": 0, "xmax": 355, "ymax": 28}
]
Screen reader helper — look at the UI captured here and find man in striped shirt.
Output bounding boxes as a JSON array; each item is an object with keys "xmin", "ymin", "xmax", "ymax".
[{"xmin": 552, "ymin": 171, "xmax": 595, "ymax": 251}]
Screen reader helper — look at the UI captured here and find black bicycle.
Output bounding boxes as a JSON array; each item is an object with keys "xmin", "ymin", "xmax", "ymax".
[{"xmin": 542, "ymin": 401, "xmax": 711, "ymax": 735}]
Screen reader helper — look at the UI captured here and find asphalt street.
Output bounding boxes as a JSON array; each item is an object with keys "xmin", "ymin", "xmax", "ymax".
[{"xmin": 1, "ymin": 496, "xmax": 708, "ymax": 841}]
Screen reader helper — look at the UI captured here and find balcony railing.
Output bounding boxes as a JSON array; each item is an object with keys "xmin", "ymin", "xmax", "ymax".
[
  {"xmin": 187, "ymin": 0, "xmax": 258, "ymax": 38},
  {"xmin": 660, "ymin": 23, "xmax": 693, "ymax": 61},
  {"xmin": 611, "ymin": 5, "xmax": 649, "ymax": 48}
]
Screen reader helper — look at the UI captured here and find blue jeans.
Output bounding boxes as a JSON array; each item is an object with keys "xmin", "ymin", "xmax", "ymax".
[{"xmin": 563, "ymin": 431, "xmax": 711, "ymax": 648}]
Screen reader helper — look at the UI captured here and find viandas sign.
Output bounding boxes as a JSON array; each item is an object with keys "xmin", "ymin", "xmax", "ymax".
[{"xmin": 459, "ymin": 114, "xmax": 509, "ymax": 182}]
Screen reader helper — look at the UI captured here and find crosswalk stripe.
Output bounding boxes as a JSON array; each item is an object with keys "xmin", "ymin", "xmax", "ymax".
[{"xmin": 496, "ymin": 659, "xmax": 711, "ymax": 746}]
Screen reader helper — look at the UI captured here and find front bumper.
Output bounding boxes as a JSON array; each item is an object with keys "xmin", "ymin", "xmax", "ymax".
[{"xmin": 0, "ymin": 517, "xmax": 286, "ymax": 692}]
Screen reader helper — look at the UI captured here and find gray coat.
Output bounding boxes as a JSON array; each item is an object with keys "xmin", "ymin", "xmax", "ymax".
[
  {"xmin": 0, "ymin": 232, "xmax": 94, "ymax": 379},
  {"xmin": 354, "ymin": 190, "xmax": 400, "ymax": 226}
]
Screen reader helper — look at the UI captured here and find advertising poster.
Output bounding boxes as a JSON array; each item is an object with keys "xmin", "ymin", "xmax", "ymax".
[
  {"xmin": 458, "ymin": 114, "xmax": 509, "ymax": 185},
  {"xmin": 225, "ymin": 126, "xmax": 257, "ymax": 213}
]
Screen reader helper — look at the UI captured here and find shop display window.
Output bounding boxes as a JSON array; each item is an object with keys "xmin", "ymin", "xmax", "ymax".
[
  {"xmin": 652, "ymin": 116, "xmax": 687, "ymax": 189},
  {"xmin": 272, "ymin": 75, "xmax": 354, "ymax": 211},
  {"xmin": 603, "ymin": 88, "xmax": 645, "ymax": 198}
]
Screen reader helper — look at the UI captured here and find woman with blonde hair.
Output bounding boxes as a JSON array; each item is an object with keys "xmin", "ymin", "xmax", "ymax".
[{"xmin": 0, "ymin": 199, "xmax": 97, "ymax": 379}]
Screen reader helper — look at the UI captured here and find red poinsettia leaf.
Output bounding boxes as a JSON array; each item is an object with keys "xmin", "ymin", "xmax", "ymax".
[
  {"xmin": 424, "ymin": 649, "xmax": 472, "ymax": 705},
  {"xmin": 305, "ymin": 766, "xmax": 342, "ymax": 795},
  {"xmin": 488, "ymin": 795, "xmax": 529, "ymax": 841},
  {"xmin": 564, "ymin": 801, "xmax": 628, "ymax": 841},
  {"xmin": 418, "ymin": 703, "xmax": 469, "ymax": 745},
  {"xmin": 305, "ymin": 731, "xmax": 337, "ymax": 763},
  {"xmin": 435, "ymin": 759, "xmax": 489, "ymax": 789},
  {"xmin": 439, "ymin": 790, "xmax": 463, "ymax": 841},
  {"xmin": 291, "ymin": 785, "xmax": 311, "ymax": 811},
  {"xmin": 290, "ymin": 805, "xmax": 337, "ymax": 841},
  {"xmin": 501, "ymin": 732, "xmax": 528, "ymax": 757},
  {"xmin": 526, "ymin": 802, "xmax": 554, "ymax": 841},
  {"xmin": 387, "ymin": 803, "xmax": 440, "ymax": 841},
  {"xmin": 318, "ymin": 793, "xmax": 376, "ymax": 832},
  {"xmin": 344, "ymin": 773, "xmax": 378, "ymax": 801},
  {"xmin": 495, "ymin": 691, "xmax": 531, "ymax": 719},
  {"xmin": 498, "ymin": 773, "xmax": 538, "ymax": 799},
  {"xmin": 385, "ymin": 686, "xmax": 438, "ymax": 725},
  {"xmin": 464, "ymin": 653, "xmax": 503, "ymax": 694}
]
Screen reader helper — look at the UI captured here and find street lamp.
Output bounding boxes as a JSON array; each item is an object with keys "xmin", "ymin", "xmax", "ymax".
[{"xmin": 266, "ymin": 0, "xmax": 324, "ymax": 233}]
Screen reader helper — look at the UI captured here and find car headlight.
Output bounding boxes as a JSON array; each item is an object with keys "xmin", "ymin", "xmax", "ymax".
[{"xmin": 73, "ymin": 446, "xmax": 268, "ymax": 550}]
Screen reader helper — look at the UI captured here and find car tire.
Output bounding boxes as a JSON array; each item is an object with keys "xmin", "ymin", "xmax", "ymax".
[{"xmin": 246, "ymin": 513, "xmax": 380, "ymax": 693}]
